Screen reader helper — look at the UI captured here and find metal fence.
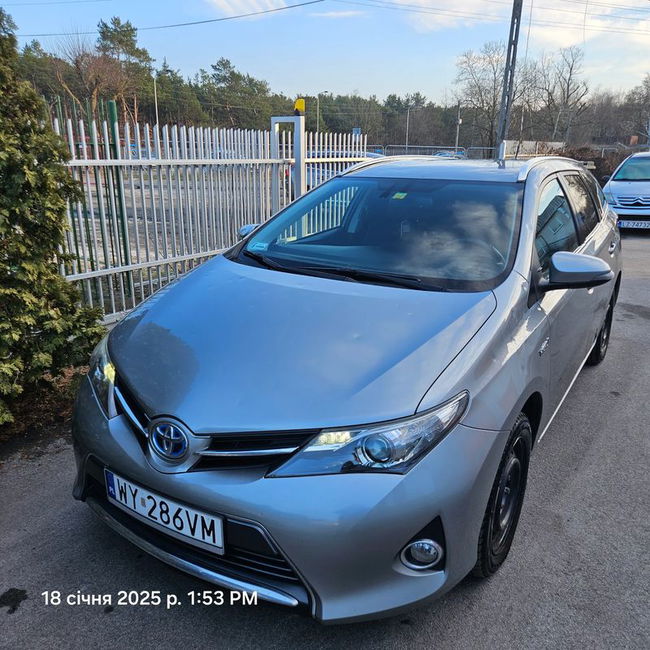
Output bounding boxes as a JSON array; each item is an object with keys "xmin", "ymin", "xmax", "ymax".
[
  {"xmin": 58, "ymin": 115, "xmax": 368, "ymax": 322},
  {"xmin": 370, "ymin": 144, "xmax": 496, "ymax": 159}
]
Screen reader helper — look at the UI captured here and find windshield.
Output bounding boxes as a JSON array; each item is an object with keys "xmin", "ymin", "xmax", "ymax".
[
  {"xmin": 613, "ymin": 157, "xmax": 650, "ymax": 182},
  {"xmin": 236, "ymin": 177, "xmax": 523, "ymax": 292}
]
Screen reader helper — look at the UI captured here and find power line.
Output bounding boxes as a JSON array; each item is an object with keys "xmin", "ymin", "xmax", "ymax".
[
  {"xmin": 559, "ymin": 0, "xmax": 650, "ymax": 14},
  {"xmin": 492, "ymin": 0, "xmax": 650, "ymax": 14},
  {"xmin": 346, "ymin": 0, "xmax": 650, "ymax": 21},
  {"xmin": 6, "ymin": 0, "xmax": 110, "ymax": 5},
  {"xmin": 17, "ymin": 0, "xmax": 324, "ymax": 37},
  {"xmin": 335, "ymin": 0, "xmax": 512, "ymax": 24},
  {"xmin": 482, "ymin": 0, "xmax": 650, "ymax": 23},
  {"xmin": 334, "ymin": 0, "xmax": 650, "ymax": 37}
]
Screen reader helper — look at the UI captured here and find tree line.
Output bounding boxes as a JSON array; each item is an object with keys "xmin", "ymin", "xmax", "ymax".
[{"xmin": 14, "ymin": 14, "xmax": 650, "ymax": 150}]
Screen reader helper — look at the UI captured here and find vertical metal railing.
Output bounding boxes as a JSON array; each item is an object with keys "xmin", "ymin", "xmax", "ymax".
[{"xmin": 58, "ymin": 113, "xmax": 369, "ymax": 322}]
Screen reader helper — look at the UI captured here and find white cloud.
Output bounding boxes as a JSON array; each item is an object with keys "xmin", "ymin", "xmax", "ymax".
[
  {"xmin": 379, "ymin": 0, "xmax": 650, "ymax": 88},
  {"xmin": 311, "ymin": 10, "xmax": 364, "ymax": 18},
  {"xmin": 205, "ymin": 0, "xmax": 288, "ymax": 17},
  {"xmin": 381, "ymin": 0, "xmax": 506, "ymax": 33}
]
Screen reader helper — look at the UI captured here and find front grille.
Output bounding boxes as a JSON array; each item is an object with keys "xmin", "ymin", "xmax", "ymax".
[
  {"xmin": 192, "ymin": 430, "xmax": 316, "ymax": 471},
  {"xmin": 83, "ymin": 464, "xmax": 309, "ymax": 606},
  {"xmin": 113, "ymin": 373, "xmax": 316, "ymax": 471},
  {"xmin": 617, "ymin": 195, "xmax": 650, "ymax": 207},
  {"xmin": 205, "ymin": 432, "xmax": 315, "ymax": 452}
]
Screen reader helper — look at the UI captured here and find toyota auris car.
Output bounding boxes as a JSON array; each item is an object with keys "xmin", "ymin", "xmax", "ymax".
[
  {"xmin": 73, "ymin": 156, "xmax": 621, "ymax": 623},
  {"xmin": 603, "ymin": 151, "xmax": 650, "ymax": 229}
]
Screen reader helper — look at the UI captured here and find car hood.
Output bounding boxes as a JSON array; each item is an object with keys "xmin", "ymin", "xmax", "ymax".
[
  {"xmin": 109, "ymin": 256, "xmax": 496, "ymax": 433},
  {"xmin": 606, "ymin": 179, "xmax": 650, "ymax": 198}
]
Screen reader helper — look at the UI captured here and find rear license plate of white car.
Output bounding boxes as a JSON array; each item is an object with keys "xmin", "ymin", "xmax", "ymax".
[
  {"xmin": 618, "ymin": 220, "xmax": 650, "ymax": 229},
  {"xmin": 104, "ymin": 469, "xmax": 224, "ymax": 554}
]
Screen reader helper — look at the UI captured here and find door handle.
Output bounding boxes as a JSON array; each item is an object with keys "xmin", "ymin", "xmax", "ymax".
[{"xmin": 608, "ymin": 240, "xmax": 617, "ymax": 253}]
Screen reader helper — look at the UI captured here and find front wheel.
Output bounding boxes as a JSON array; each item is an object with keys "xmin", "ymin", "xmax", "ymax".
[
  {"xmin": 586, "ymin": 299, "xmax": 614, "ymax": 366},
  {"xmin": 472, "ymin": 413, "xmax": 532, "ymax": 578}
]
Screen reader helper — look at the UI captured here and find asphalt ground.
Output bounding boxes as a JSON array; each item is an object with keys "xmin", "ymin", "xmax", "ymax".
[{"xmin": 1, "ymin": 233, "xmax": 649, "ymax": 650}]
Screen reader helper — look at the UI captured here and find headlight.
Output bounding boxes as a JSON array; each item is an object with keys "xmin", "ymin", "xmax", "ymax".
[
  {"xmin": 88, "ymin": 335, "xmax": 116, "ymax": 418},
  {"xmin": 269, "ymin": 391, "xmax": 469, "ymax": 477}
]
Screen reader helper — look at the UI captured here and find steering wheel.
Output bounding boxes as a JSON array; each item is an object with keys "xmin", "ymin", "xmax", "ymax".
[{"xmin": 455, "ymin": 238, "xmax": 507, "ymax": 269}]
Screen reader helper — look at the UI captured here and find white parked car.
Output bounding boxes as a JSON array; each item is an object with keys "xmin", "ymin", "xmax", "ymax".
[{"xmin": 603, "ymin": 152, "xmax": 650, "ymax": 229}]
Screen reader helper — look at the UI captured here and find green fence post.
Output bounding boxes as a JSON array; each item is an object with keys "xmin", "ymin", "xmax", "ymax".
[
  {"xmin": 55, "ymin": 95, "xmax": 63, "ymax": 127},
  {"xmin": 108, "ymin": 100, "xmax": 132, "ymax": 296},
  {"xmin": 85, "ymin": 98, "xmax": 92, "ymax": 130}
]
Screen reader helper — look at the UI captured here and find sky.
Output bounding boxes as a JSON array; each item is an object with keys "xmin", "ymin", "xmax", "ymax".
[{"xmin": 8, "ymin": 0, "xmax": 650, "ymax": 103}]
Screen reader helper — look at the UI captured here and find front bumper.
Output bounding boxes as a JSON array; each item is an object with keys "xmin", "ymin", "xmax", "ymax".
[
  {"xmin": 72, "ymin": 378, "xmax": 508, "ymax": 623},
  {"xmin": 611, "ymin": 208, "xmax": 650, "ymax": 228}
]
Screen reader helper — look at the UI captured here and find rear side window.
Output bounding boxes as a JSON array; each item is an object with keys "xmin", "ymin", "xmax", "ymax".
[
  {"xmin": 564, "ymin": 175, "xmax": 600, "ymax": 235},
  {"xmin": 535, "ymin": 179, "xmax": 579, "ymax": 272}
]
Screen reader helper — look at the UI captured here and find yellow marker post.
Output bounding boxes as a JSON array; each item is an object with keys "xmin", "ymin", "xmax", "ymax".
[{"xmin": 294, "ymin": 98, "xmax": 305, "ymax": 116}]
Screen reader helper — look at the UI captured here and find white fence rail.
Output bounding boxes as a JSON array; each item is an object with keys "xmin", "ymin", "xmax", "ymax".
[{"xmin": 57, "ymin": 116, "xmax": 368, "ymax": 321}]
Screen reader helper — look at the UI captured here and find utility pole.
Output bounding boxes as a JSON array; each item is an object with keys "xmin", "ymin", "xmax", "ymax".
[
  {"xmin": 454, "ymin": 101, "xmax": 462, "ymax": 152},
  {"xmin": 316, "ymin": 91, "xmax": 328, "ymax": 133},
  {"xmin": 405, "ymin": 106, "xmax": 411, "ymax": 153},
  {"xmin": 495, "ymin": 0, "xmax": 524, "ymax": 160},
  {"xmin": 153, "ymin": 76, "xmax": 160, "ymax": 126}
]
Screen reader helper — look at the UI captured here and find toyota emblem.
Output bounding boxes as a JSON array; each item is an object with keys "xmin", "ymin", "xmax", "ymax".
[{"xmin": 149, "ymin": 420, "xmax": 189, "ymax": 461}]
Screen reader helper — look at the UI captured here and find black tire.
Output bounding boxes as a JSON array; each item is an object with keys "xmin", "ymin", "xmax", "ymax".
[
  {"xmin": 472, "ymin": 413, "xmax": 532, "ymax": 579},
  {"xmin": 586, "ymin": 298, "xmax": 614, "ymax": 366}
]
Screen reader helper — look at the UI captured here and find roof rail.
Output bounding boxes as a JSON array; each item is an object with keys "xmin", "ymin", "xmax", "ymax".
[
  {"xmin": 340, "ymin": 155, "xmax": 446, "ymax": 176},
  {"xmin": 516, "ymin": 156, "xmax": 584, "ymax": 182},
  {"xmin": 339, "ymin": 156, "xmax": 397, "ymax": 176}
]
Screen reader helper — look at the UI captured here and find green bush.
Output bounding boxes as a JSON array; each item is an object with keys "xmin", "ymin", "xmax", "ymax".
[{"xmin": 0, "ymin": 10, "xmax": 104, "ymax": 425}]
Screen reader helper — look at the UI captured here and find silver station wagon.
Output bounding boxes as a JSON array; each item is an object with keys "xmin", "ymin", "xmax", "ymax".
[{"xmin": 73, "ymin": 156, "xmax": 621, "ymax": 623}]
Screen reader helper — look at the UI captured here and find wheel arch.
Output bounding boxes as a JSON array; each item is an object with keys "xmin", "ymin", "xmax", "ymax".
[
  {"xmin": 520, "ymin": 392, "xmax": 543, "ymax": 447},
  {"xmin": 613, "ymin": 271, "xmax": 622, "ymax": 304},
  {"xmin": 498, "ymin": 384, "xmax": 546, "ymax": 450}
]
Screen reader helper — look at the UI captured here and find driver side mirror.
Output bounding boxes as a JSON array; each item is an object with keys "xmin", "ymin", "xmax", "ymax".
[
  {"xmin": 238, "ymin": 223, "xmax": 260, "ymax": 240},
  {"xmin": 539, "ymin": 252, "xmax": 613, "ymax": 292},
  {"xmin": 601, "ymin": 175, "xmax": 611, "ymax": 184}
]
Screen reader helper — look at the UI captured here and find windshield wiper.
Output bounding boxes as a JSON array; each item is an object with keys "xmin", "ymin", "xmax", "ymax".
[
  {"xmin": 242, "ymin": 251, "xmax": 447, "ymax": 291},
  {"xmin": 241, "ymin": 249, "xmax": 358, "ymax": 282},
  {"xmin": 241, "ymin": 249, "xmax": 289, "ymax": 271},
  {"xmin": 303, "ymin": 266, "xmax": 449, "ymax": 291}
]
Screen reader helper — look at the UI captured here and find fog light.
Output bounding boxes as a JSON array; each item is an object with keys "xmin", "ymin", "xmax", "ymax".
[{"xmin": 400, "ymin": 539, "xmax": 444, "ymax": 570}]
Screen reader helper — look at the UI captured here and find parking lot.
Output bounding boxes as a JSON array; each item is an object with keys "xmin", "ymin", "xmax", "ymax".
[{"xmin": 1, "ymin": 234, "xmax": 649, "ymax": 650}]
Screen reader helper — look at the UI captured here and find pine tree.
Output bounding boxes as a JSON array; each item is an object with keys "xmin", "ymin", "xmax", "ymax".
[{"xmin": 0, "ymin": 9, "xmax": 104, "ymax": 425}]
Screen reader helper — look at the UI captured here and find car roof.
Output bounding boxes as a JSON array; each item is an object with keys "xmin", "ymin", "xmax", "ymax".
[
  {"xmin": 627, "ymin": 151, "xmax": 650, "ymax": 159},
  {"xmin": 344, "ymin": 156, "xmax": 586, "ymax": 183}
]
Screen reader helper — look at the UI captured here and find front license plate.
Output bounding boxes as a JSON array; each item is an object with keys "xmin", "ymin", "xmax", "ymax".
[
  {"xmin": 618, "ymin": 220, "xmax": 650, "ymax": 229},
  {"xmin": 104, "ymin": 469, "xmax": 224, "ymax": 554}
]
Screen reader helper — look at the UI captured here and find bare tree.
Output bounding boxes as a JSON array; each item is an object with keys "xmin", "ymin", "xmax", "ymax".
[
  {"xmin": 625, "ymin": 74, "xmax": 650, "ymax": 145},
  {"xmin": 55, "ymin": 19, "xmax": 152, "ymax": 122},
  {"xmin": 537, "ymin": 46, "xmax": 589, "ymax": 143},
  {"xmin": 511, "ymin": 58, "xmax": 544, "ymax": 149},
  {"xmin": 56, "ymin": 34, "xmax": 120, "ymax": 117},
  {"xmin": 455, "ymin": 41, "xmax": 506, "ymax": 148}
]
